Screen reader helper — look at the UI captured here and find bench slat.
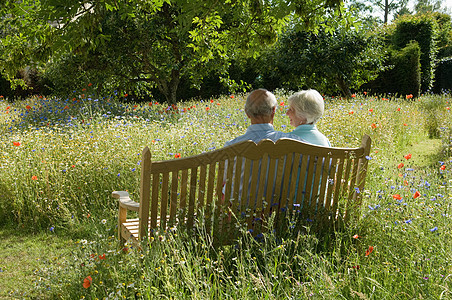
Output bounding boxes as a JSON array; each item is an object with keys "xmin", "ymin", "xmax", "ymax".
[
  {"xmin": 179, "ymin": 169, "xmax": 188, "ymax": 223},
  {"xmin": 198, "ymin": 164, "xmax": 207, "ymax": 209},
  {"xmin": 160, "ymin": 172, "xmax": 170, "ymax": 229},
  {"xmin": 169, "ymin": 171, "xmax": 178, "ymax": 224},
  {"xmin": 187, "ymin": 167, "xmax": 198, "ymax": 229}
]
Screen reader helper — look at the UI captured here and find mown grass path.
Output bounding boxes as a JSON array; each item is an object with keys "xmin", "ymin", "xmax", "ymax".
[{"xmin": 0, "ymin": 229, "xmax": 73, "ymax": 298}]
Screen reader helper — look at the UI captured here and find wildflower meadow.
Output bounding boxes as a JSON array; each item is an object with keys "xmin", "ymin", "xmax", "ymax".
[{"xmin": 0, "ymin": 88, "xmax": 451, "ymax": 298}]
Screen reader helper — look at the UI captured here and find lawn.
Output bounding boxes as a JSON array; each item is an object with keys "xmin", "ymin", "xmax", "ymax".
[{"xmin": 0, "ymin": 90, "xmax": 451, "ymax": 298}]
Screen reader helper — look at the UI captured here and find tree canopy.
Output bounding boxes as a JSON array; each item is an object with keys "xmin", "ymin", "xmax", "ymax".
[{"xmin": 1, "ymin": 0, "xmax": 349, "ymax": 103}]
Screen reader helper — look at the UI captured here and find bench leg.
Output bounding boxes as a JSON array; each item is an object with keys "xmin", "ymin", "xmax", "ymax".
[{"xmin": 118, "ymin": 206, "xmax": 127, "ymax": 245}]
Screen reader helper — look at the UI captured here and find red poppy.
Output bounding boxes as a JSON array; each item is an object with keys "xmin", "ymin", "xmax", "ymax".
[
  {"xmin": 353, "ymin": 234, "xmax": 360, "ymax": 239},
  {"xmin": 88, "ymin": 83, "xmax": 93, "ymax": 86},
  {"xmin": 369, "ymin": 109, "xmax": 373, "ymax": 112},
  {"xmin": 404, "ymin": 180, "xmax": 408, "ymax": 186},
  {"xmin": 280, "ymin": 101, "xmax": 285, "ymax": 106},
  {"xmin": 64, "ymin": 106, "xmax": 69, "ymax": 109},
  {"xmin": 413, "ymin": 191, "xmax": 421, "ymax": 199},
  {"xmin": 392, "ymin": 194, "xmax": 402, "ymax": 200},
  {"xmin": 26, "ymin": 105, "xmax": 32, "ymax": 110},
  {"xmin": 371, "ymin": 123, "xmax": 377, "ymax": 129},
  {"xmin": 365, "ymin": 246, "xmax": 374, "ymax": 256},
  {"xmin": 230, "ymin": 95, "xmax": 234, "ymax": 98},
  {"xmin": 351, "ymin": 94, "xmax": 356, "ymax": 98},
  {"xmin": 352, "ymin": 265, "xmax": 360, "ymax": 269},
  {"xmin": 404, "ymin": 154, "xmax": 412, "ymax": 160},
  {"xmin": 124, "ymin": 94, "xmax": 128, "ymax": 97},
  {"xmin": 403, "ymin": 123, "xmax": 408, "ymax": 126},
  {"xmin": 99, "ymin": 254, "xmax": 106, "ymax": 260},
  {"xmin": 6, "ymin": 106, "xmax": 10, "ymax": 110},
  {"xmin": 440, "ymin": 165, "xmax": 446, "ymax": 171},
  {"xmin": 397, "ymin": 108, "xmax": 401, "ymax": 111},
  {"xmin": 31, "ymin": 176, "xmax": 38, "ymax": 180},
  {"xmin": 210, "ymin": 99, "xmax": 214, "ymax": 103},
  {"xmin": 446, "ymin": 107, "xmax": 450, "ymax": 110},
  {"xmin": 398, "ymin": 163, "xmax": 404, "ymax": 169},
  {"xmin": 205, "ymin": 107, "xmax": 210, "ymax": 111},
  {"xmin": 174, "ymin": 153, "xmax": 181, "ymax": 158},
  {"xmin": 83, "ymin": 276, "xmax": 92, "ymax": 289},
  {"xmin": 363, "ymin": 91, "xmax": 367, "ymax": 95},
  {"xmin": 406, "ymin": 94, "xmax": 413, "ymax": 99},
  {"xmin": 349, "ymin": 111, "xmax": 354, "ymax": 115},
  {"xmin": 13, "ymin": 141, "xmax": 21, "ymax": 146}
]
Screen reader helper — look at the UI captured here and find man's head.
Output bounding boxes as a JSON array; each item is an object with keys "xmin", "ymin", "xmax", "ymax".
[{"xmin": 245, "ymin": 89, "xmax": 277, "ymax": 124}]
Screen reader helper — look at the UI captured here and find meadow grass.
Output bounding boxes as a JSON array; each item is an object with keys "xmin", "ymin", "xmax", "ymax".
[{"xmin": 0, "ymin": 90, "xmax": 451, "ymax": 298}]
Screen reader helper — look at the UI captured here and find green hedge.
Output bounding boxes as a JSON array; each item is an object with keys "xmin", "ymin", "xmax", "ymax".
[
  {"xmin": 362, "ymin": 41, "xmax": 421, "ymax": 97},
  {"xmin": 433, "ymin": 57, "xmax": 452, "ymax": 93},
  {"xmin": 392, "ymin": 14, "xmax": 437, "ymax": 92}
]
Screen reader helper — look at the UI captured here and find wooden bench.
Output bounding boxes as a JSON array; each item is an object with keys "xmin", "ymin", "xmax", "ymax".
[{"xmin": 113, "ymin": 135, "xmax": 371, "ymax": 245}]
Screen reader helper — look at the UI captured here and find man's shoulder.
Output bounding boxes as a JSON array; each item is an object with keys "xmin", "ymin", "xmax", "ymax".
[{"xmin": 224, "ymin": 134, "xmax": 247, "ymax": 147}]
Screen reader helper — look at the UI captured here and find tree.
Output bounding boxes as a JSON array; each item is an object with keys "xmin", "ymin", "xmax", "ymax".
[
  {"xmin": 1, "ymin": 0, "xmax": 348, "ymax": 103},
  {"xmin": 348, "ymin": 0, "xmax": 409, "ymax": 24},
  {"xmin": 415, "ymin": 0, "xmax": 444, "ymax": 13},
  {"xmin": 274, "ymin": 26, "xmax": 386, "ymax": 98}
]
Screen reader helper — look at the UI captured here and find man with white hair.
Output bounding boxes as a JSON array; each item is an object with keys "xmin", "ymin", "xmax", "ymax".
[{"xmin": 225, "ymin": 89, "xmax": 304, "ymax": 146}]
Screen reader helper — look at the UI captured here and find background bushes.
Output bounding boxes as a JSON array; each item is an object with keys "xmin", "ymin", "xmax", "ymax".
[{"xmin": 433, "ymin": 58, "xmax": 452, "ymax": 93}]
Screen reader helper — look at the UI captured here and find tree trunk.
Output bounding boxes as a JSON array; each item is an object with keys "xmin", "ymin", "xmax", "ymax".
[
  {"xmin": 335, "ymin": 76, "xmax": 352, "ymax": 99},
  {"xmin": 157, "ymin": 69, "xmax": 180, "ymax": 104},
  {"xmin": 384, "ymin": 0, "xmax": 389, "ymax": 24}
]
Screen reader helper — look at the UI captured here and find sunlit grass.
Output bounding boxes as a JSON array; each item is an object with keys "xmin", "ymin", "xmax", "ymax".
[{"xmin": 0, "ymin": 90, "xmax": 451, "ymax": 298}]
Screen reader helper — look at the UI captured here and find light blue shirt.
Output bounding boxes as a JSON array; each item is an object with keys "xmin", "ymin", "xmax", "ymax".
[
  {"xmin": 291, "ymin": 124, "xmax": 330, "ymax": 147},
  {"xmin": 224, "ymin": 123, "xmax": 305, "ymax": 147}
]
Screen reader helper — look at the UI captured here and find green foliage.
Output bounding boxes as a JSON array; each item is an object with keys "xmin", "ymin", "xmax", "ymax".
[
  {"xmin": 1, "ymin": 0, "xmax": 348, "ymax": 103},
  {"xmin": 392, "ymin": 14, "xmax": 438, "ymax": 92},
  {"xmin": 432, "ymin": 12, "xmax": 452, "ymax": 59},
  {"xmin": 419, "ymin": 93, "xmax": 449, "ymax": 138},
  {"xmin": 270, "ymin": 26, "xmax": 386, "ymax": 97},
  {"xmin": 364, "ymin": 41, "xmax": 421, "ymax": 97},
  {"xmin": 433, "ymin": 57, "xmax": 452, "ymax": 93}
]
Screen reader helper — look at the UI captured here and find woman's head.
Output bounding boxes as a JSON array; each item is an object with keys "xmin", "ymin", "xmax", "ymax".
[{"xmin": 286, "ymin": 89, "xmax": 324, "ymax": 127}]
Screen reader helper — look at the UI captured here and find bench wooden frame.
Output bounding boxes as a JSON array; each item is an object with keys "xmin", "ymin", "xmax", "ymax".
[{"xmin": 113, "ymin": 135, "xmax": 371, "ymax": 245}]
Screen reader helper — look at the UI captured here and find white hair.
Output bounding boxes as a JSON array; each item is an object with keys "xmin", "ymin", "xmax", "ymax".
[{"xmin": 287, "ymin": 89, "xmax": 324, "ymax": 124}]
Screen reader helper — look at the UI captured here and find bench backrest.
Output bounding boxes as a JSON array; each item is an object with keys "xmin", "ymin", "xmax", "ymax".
[{"xmin": 138, "ymin": 135, "xmax": 371, "ymax": 240}]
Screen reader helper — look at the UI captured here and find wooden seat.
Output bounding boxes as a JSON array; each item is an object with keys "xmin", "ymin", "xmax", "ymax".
[{"xmin": 113, "ymin": 135, "xmax": 371, "ymax": 245}]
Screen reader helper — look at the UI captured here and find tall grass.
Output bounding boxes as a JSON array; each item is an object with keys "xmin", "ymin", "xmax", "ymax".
[{"xmin": 1, "ymin": 90, "xmax": 451, "ymax": 298}]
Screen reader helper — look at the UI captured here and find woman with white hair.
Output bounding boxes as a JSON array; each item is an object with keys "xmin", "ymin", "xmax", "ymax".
[{"xmin": 286, "ymin": 89, "xmax": 331, "ymax": 147}]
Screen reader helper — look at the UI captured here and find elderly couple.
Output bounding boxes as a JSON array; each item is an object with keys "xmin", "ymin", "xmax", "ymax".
[{"xmin": 224, "ymin": 89, "xmax": 330, "ymax": 147}]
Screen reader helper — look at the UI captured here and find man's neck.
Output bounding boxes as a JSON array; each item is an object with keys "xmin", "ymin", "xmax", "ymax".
[{"xmin": 250, "ymin": 117, "xmax": 273, "ymax": 124}]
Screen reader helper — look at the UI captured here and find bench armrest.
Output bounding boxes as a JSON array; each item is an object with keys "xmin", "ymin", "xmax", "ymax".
[{"xmin": 112, "ymin": 191, "xmax": 140, "ymax": 212}]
